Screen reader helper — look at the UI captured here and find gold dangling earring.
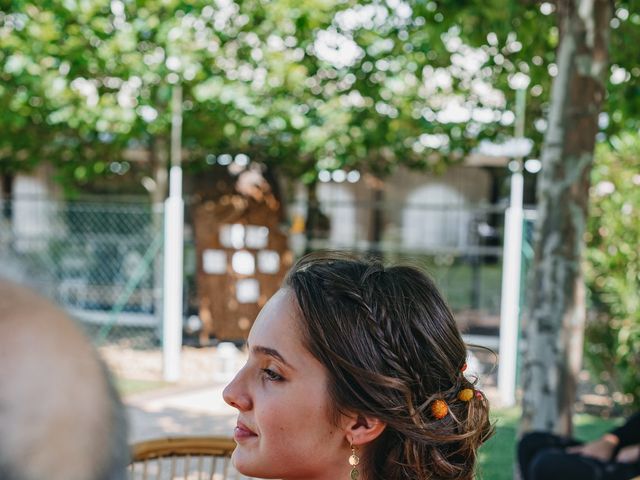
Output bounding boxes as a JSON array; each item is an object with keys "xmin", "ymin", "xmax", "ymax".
[{"xmin": 349, "ymin": 443, "xmax": 360, "ymax": 479}]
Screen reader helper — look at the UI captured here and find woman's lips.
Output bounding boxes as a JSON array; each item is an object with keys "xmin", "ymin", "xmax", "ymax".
[{"xmin": 234, "ymin": 421, "xmax": 258, "ymax": 441}]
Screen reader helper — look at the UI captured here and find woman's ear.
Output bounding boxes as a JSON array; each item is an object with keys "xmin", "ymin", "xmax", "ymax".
[{"xmin": 345, "ymin": 413, "xmax": 386, "ymax": 446}]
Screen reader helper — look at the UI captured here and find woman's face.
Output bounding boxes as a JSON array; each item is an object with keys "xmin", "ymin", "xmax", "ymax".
[{"xmin": 223, "ymin": 289, "xmax": 351, "ymax": 480}]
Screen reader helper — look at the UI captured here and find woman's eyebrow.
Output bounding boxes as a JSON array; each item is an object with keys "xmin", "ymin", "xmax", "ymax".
[{"xmin": 251, "ymin": 345, "xmax": 295, "ymax": 370}]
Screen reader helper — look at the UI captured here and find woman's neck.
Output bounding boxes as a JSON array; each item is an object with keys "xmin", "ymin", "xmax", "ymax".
[{"xmin": 282, "ymin": 460, "xmax": 363, "ymax": 480}]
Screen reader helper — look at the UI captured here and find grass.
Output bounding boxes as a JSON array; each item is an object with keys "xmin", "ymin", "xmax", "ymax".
[
  {"xmin": 477, "ymin": 408, "xmax": 624, "ymax": 479},
  {"xmin": 115, "ymin": 377, "xmax": 169, "ymax": 396}
]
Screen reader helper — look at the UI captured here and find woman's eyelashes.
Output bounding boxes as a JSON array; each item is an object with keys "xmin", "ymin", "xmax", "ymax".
[{"xmin": 261, "ymin": 367, "xmax": 285, "ymax": 382}]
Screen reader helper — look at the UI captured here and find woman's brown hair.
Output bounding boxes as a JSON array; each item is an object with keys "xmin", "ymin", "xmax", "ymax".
[{"xmin": 285, "ymin": 252, "xmax": 494, "ymax": 480}]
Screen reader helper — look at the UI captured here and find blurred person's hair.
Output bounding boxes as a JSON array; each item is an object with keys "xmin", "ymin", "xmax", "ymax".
[{"xmin": 0, "ymin": 280, "xmax": 129, "ymax": 480}]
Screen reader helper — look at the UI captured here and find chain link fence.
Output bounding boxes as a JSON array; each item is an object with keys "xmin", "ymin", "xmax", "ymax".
[
  {"xmin": 0, "ymin": 194, "xmax": 524, "ymax": 357},
  {"xmin": 0, "ymin": 196, "xmax": 164, "ymax": 348},
  {"xmin": 298, "ymin": 196, "xmax": 509, "ymax": 337}
]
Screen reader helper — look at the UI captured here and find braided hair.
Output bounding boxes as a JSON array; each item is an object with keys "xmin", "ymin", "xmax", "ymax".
[{"xmin": 285, "ymin": 252, "xmax": 494, "ymax": 480}]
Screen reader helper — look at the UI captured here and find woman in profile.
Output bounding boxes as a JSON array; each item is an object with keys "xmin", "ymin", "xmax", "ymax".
[{"xmin": 224, "ymin": 252, "xmax": 493, "ymax": 479}]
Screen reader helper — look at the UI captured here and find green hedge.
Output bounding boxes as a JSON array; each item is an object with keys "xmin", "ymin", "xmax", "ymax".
[{"xmin": 584, "ymin": 134, "xmax": 640, "ymax": 410}]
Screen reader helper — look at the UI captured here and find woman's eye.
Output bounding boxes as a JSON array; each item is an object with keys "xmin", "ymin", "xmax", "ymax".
[{"xmin": 261, "ymin": 368, "xmax": 284, "ymax": 382}]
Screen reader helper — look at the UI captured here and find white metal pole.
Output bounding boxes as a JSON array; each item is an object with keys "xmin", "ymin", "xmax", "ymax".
[
  {"xmin": 162, "ymin": 85, "xmax": 184, "ymax": 382},
  {"xmin": 498, "ymin": 168, "xmax": 523, "ymax": 406},
  {"xmin": 498, "ymin": 87, "xmax": 526, "ymax": 407}
]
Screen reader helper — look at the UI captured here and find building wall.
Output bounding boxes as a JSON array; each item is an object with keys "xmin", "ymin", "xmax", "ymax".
[
  {"xmin": 315, "ymin": 166, "xmax": 492, "ymax": 251},
  {"xmin": 9, "ymin": 164, "xmax": 62, "ymax": 252}
]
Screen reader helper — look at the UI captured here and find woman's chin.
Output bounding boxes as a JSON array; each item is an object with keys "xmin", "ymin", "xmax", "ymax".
[
  {"xmin": 232, "ymin": 454, "xmax": 284, "ymax": 479},
  {"xmin": 232, "ymin": 447, "xmax": 265, "ymax": 479}
]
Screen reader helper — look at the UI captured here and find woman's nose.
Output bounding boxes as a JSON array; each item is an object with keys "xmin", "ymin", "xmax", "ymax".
[{"xmin": 223, "ymin": 369, "xmax": 252, "ymax": 411}]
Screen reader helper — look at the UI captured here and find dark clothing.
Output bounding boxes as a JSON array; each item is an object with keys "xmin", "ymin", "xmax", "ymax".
[
  {"xmin": 612, "ymin": 412, "xmax": 640, "ymax": 449},
  {"xmin": 519, "ymin": 415, "xmax": 640, "ymax": 480}
]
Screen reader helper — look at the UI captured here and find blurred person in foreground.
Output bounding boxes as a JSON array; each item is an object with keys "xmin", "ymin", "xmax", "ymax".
[
  {"xmin": 518, "ymin": 411, "xmax": 640, "ymax": 480},
  {"xmin": 0, "ymin": 279, "xmax": 129, "ymax": 480}
]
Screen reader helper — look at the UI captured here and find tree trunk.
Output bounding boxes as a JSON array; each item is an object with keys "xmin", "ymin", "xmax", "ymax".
[
  {"xmin": 368, "ymin": 186, "xmax": 384, "ymax": 260},
  {"xmin": 304, "ymin": 181, "xmax": 319, "ymax": 254},
  {"xmin": 151, "ymin": 136, "xmax": 169, "ymax": 205},
  {"xmin": 1, "ymin": 172, "xmax": 14, "ymax": 221},
  {"xmin": 520, "ymin": 0, "xmax": 611, "ymax": 436}
]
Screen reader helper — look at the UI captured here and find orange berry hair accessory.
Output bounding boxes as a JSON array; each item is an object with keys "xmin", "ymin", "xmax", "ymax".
[
  {"xmin": 461, "ymin": 363, "xmax": 468, "ymax": 372},
  {"xmin": 431, "ymin": 399, "xmax": 449, "ymax": 419},
  {"xmin": 458, "ymin": 388, "xmax": 474, "ymax": 402}
]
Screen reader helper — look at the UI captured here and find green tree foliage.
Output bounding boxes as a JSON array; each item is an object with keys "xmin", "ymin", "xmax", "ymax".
[
  {"xmin": 1, "ymin": 1, "xmax": 638, "ymax": 183},
  {"xmin": 584, "ymin": 134, "xmax": 640, "ymax": 409},
  {"xmin": 0, "ymin": 0, "xmax": 559, "ymax": 187},
  {"xmin": 2, "ymin": 1, "xmax": 637, "ymax": 180}
]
